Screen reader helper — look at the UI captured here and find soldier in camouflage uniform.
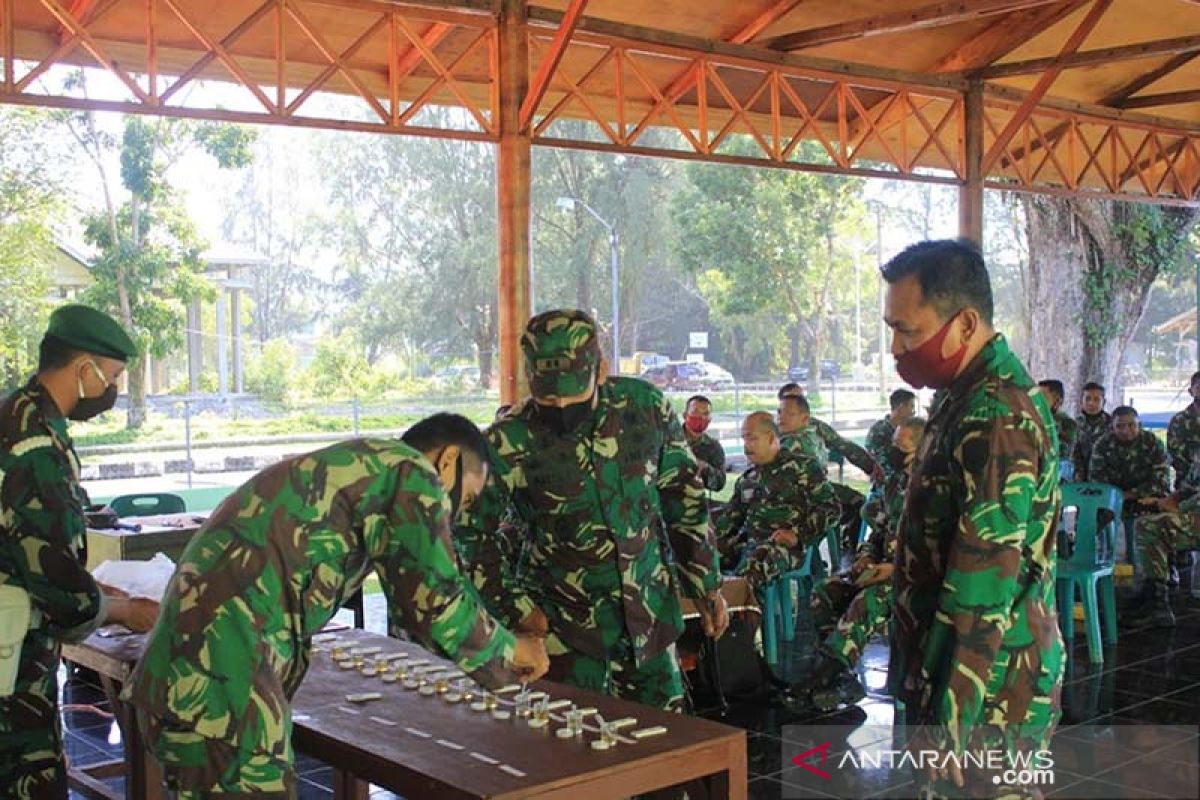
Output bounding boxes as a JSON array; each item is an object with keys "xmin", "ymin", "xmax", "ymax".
[
  {"xmin": 715, "ymin": 412, "xmax": 838, "ymax": 593},
  {"xmin": 1072, "ymin": 381, "xmax": 1111, "ymax": 482},
  {"xmin": 1130, "ymin": 458, "xmax": 1200, "ymax": 628},
  {"xmin": 1037, "ymin": 379, "xmax": 1078, "ymax": 474},
  {"xmin": 864, "ymin": 389, "xmax": 917, "ymax": 485},
  {"xmin": 778, "ymin": 382, "xmax": 882, "ymax": 481},
  {"xmin": 884, "ymin": 241, "xmax": 1063, "ymax": 800},
  {"xmin": 682, "ymin": 394, "xmax": 727, "ymax": 493},
  {"xmin": 1089, "ymin": 407, "xmax": 1171, "ymax": 505},
  {"xmin": 126, "ymin": 416, "xmax": 548, "ymax": 797},
  {"xmin": 0, "ymin": 305, "xmax": 159, "ymax": 800},
  {"xmin": 800, "ymin": 417, "xmax": 925, "ymax": 712},
  {"xmin": 456, "ymin": 310, "xmax": 727, "ymax": 713},
  {"xmin": 1167, "ymin": 372, "xmax": 1200, "ymax": 491}
]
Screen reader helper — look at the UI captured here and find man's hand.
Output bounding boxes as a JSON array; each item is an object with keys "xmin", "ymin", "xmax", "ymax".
[
  {"xmin": 697, "ymin": 591, "xmax": 729, "ymax": 640},
  {"xmin": 1156, "ymin": 496, "xmax": 1181, "ymax": 513},
  {"xmin": 770, "ymin": 529, "xmax": 798, "ymax": 548},
  {"xmin": 870, "ymin": 463, "xmax": 885, "ymax": 483},
  {"xmin": 105, "ymin": 596, "xmax": 160, "ymax": 633},
  {"xmin": 849, "ymin": 554, "xmax": 872, "ymax": 579},
  {"xmin": 856, "ymin": 563, "xmax": 893, "ymax": 587},
  {"xmin": 1137, "ymin": 495, "xmax": 1162, "ymax": 507},
  {"xmin": 512, "ymin": 634, "xmax": 550, "ymax": 682},
  {"xmin": 516, "ymin": 607, "xmax": 549, "ymax": 637}
]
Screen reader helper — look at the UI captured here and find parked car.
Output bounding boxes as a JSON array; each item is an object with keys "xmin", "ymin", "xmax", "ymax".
[
  {"xmin": 432, "ymin": 364, "xmax": 480, "ymax": 388},
  {"xmin": 787, "ymin": 360, "xmax": 841, "ymax": 382},
  {"xmin": 641, "ymin": 361, "xmax": 735, "ymax": 391}
]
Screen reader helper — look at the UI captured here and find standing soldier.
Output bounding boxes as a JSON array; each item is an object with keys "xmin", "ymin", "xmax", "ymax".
[
  {"xmin": 1073, "ymin": 382, "xmax": 1111, "ymax": 482},
  {"xmin": 126, "ymin": 415, "xmax": 549, "ymax": 797},
  {"xmin": 1166, "ymin": 372, "xmax": 1200, "ymax": 491},
  {"xmin": 883, "ymin": 241, "xmax": 1063, "ymax": 799},
  {"xmin": 682, "ymin": 394, "xmax": 727, "ymax": 493},
  {"xmin": 1, "ymin": 305, "xmax": 159, "ymax": 799},
  {"xmin": 1036, "ymin": 379, "xmax": 1078, "ymax": 477},
  {"xmin": 457, "ymin": 310, "xmax": 727, "ymax": 712},
  {"xmin": 865, "ymin": 389, "xmax": 917, "ymax": 483},
  {"xmin": 715, "ymin": 412, "xmax": 838, "ymax": 593}
]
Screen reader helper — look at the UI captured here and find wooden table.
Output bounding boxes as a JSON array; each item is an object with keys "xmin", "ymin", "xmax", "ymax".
[
  {"xmin": 85, "ymin": 512, "xmax": 208, "ymax": 570},
  {"xmin": 64, "ymin": 628, "xmax": 748, "ymax": 800}
]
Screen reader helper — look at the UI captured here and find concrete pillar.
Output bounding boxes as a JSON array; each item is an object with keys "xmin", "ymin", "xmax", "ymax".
[
  {"xmin": 231, "ymin": 287, "xmax": 244, "ymax": 393},
  {"xmin": 216, "ymin": 289, "xmax": 229, "ymax": 396},
  {"xmin": 187, "ymin": 298, "xmax": 202, "ymax": 393}
]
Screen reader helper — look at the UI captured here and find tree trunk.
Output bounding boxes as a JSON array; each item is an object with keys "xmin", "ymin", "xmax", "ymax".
[
  {"xmin": 126, "ymin": 357, "xmax": 147, "ymax": 430},
  {"xmin": 1022, "ymin": 195, "xmax": 1197, "ymax": 409}
]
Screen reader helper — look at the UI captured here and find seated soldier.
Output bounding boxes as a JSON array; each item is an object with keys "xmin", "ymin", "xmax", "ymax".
[
  {"xmin": 865, "ymin": 389, "xmax": 916, "ymax": 485},
  {"xmin": 1073, "ymin": 381, "xmax": 1111, "ymax": 482},
  {"xmin": 682, "ymin": 394, "xmax": 727, "ymax": 493},
  {"xmin": 1089, "ymin": 406, "xmax": 1170, "ymax": 513},
  {"xmin": 1037, "ymin": 379, "xmax": 1078, "ymax": 479},
  {"xmin": 1131, "ymin": 452, "xmax": 1200, "ymax": 628},
  {"xmin": 715, "ymin": 412, "xmax": 838, "ymax": 595},
  {"xmin": 797, "ymin": 416, "xmax": 926, "ymax": 711}
]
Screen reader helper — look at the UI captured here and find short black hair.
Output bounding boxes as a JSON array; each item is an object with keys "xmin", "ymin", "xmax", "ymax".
[
  {"xmin": 780, "ymin": 394, "xmax": 810, "ymax": 414},
  {"xmin": 686, "ymin": 394, "xmax": 712, "ymax": 410},
  {"xmin": 881, "ymin": 239, "xmax": 994, "ymax": 325},
  {"xmin": 38, "ymin": 335, "xmax": 84, "ymax": 372},
  {"xmin": 1082, "ymin": 382, "xmax": 1105, "ymax": 395},
  {"xmin": 1037, "ymin": 379, "xmax": 1064, "ymax": 398},
  {"xmin": 777, "ymin": 382, "xmax": 804, "ymax": 399},
  {"xmin": 402, "ymin": 413, "xmax": 489, "ymax": 466},
  {"xmin": 1112, "ymin": 405, "xmax": 1138, "ymax": 419},
  {"xmin": 889, "ymin": 389, "xmax": 916, "ymax": 410},
  {"xmin": 1190, "ymin": 371, "xmax": 1200, "ymax": 386}
]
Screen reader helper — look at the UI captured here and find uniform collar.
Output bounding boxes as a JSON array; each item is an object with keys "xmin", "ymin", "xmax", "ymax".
[
  {"xmin": 944, "ymin": 333, "xmax": 1012, "ymax": 402},
  {"xmin": 22, "ymin": 376, "xmax": 73, "ymax": 445}
]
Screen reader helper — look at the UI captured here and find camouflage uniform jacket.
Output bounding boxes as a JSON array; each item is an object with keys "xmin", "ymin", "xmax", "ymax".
[
  {"xmin": 715, "ymin": 449, "xmax": 838, "ymax": 551},
  {"xmin": 1053, "ymin": 412, "xmax": 1078, "ymax": 462},
  {"xmin": 811, "ymin": 417, "xmax": 877, "ymax": 474},
  {"xmin": 1072, "ymin": 410, "xmax": 1112, "ymax": 482},
  {"xmin": 1088, "ymin": 429, "xmax": 1170, "ymax": 498},
  {"xmin": 127, "ymin": 439, "xmax": 517, "ymax": 726},
  {"xmin": 891, "ymin": 334, "xmax": 1063, "ymax": 754},
  {"xmin": 858, "ymin": 465, "xmax": 908, "ymax": 563},
  {"xmin": 456, "ymin": 376, "xmax": 720, "ymax": 666},
  {"xmin": 685, "ymin": 429, "xmax": 727, "ymax": 492},
  {"xmin": 0, "ymin": 378, "xmax": 107, "ymax": 737},
  {"xmin": 865, "ymin": 417, "xmax": 896, "ymax": 475},
  {"xmin": 1167, "ymin": 402, "xmax": 1200, "ymax": 491}
]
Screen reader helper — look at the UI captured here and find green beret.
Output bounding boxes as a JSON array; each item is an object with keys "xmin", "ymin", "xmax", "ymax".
[
  {"xmin": 521, "ymin": 308, "xmax": 600, "ymax": 398},
  {"xmin": 44, "ymin": 304, "xmax": 138, "ymax": 361}
]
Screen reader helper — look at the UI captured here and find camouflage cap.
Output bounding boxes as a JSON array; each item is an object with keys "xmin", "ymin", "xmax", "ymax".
[
  {"xmin": 522, "ymin": 309, "xmax": 601, "ymax": 398},
  {"xmin": 44, "ymin": 304, "xmax": 137, "ymax": 362}
]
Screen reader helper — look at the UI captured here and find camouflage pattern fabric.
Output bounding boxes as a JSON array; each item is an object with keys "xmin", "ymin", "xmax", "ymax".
[
  {"xmin": 890, "ymin": 334, "xmax": 1064, "ymax": 798},
  {"xmin": 864, "ymin": 417, "xmax": 896, "ymax": 476},
  {"xmin": 811, "ymin": 417, "xmax": 877, "ymax": 475},
  {"xmin": 1089, "ymin": 429, "xmax": 1170, "ymax": 499},
  {"xmin": 456, "ymin": 504, "xmax": 529, "ymax": 615},
  {"xmin": 781, "ymin": 429, "xmax": 828, "ymax": 469},
  {"xmin": 1053, "ymin": 412, "xmax": 1078, "ymax": 462},
  {"xmin": 547, "ymin": 639, "xmax": 684, "ymax": 712},
  {"xmin": 1136, "ymin": 511, "xmax": 1200, "ymax": 583},
  {"xmin": 125, "ymin": 439, "xmax": 518, "ymax": 795},
  {"xmin": 0, "ymin": 378, "xmax": 107, "ymax": 800},
  {"xmin": 456, "ymin": 375, "xmax": 719, "ymax": 710},
  {"xmin": 1167, "ymin": 402, "xmax": 1200, "ymax": 491},
  {"xmin": 521, "ymin": 309, "xmax": 601, "ymax": 398},
  {"xmin": 685, "ymin": 429, "xmax": 727, "ymax": 492},
  {"xmin": 1072, "ymin": 410, "xmax": 1112, "ymax": 483},
  {"xmin": 821, "ymin": 581, "xmax": 892, "ymax": 670}
]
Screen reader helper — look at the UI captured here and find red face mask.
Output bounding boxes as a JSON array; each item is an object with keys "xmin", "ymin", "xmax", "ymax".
[
  {"xmin": 684, "ymin": 415, "xmax": 710, "ymax": 434},
  {"xmin": 894, "ymin": 315, "xmax": 968, "ymax": 390}
]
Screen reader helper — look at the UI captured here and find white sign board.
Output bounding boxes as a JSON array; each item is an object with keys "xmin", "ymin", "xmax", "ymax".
[
  {"xmin": 686, "ymin": 353, "xmax": 705, "ymax": 363},
  {"xmin": 688, "ymin": 331, "xmax": 709, "ymax": 350}
]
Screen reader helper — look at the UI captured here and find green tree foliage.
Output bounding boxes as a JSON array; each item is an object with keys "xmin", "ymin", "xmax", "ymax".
[
  {"xmin": 62, "ymin": 104, "xmax": 255, "ymax": 428},
  {"xmin": 0, "ymin": 108, "xmax": 62, "ymax": 389},
  {"xmin": 306, "ymin": 331, "xmax": 370, "ymax": 399},
  {"xmin": 244, "ymin": 338, "xmax": 297, "ymax": 403},
  {"xmin": 671, "ymin": 142, "xmax": 864, "ymax": 389}
]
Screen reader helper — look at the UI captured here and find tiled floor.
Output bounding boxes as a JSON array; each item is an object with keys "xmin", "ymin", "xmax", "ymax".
[{"xmin": 65, "ymin": 586, "xmax": 1200, "ymax": 799}]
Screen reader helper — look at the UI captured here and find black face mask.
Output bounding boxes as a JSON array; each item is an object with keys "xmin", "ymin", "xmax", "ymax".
[
  {"xmin": 70, "ymin": 384, "xmax": 118, "ymax": 421},
  {"xmin": 533, "ymin": 397, "xmax": 594, "ymax": 436},
  {"xmin": 446, "ymin": 454, "xmax": 465, "ymax": 520}
]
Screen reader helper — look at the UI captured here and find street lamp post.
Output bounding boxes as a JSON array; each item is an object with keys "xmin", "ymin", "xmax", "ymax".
[{"xmin": 557, "ymin": 196, "xmax": 619, "ymax": 370}]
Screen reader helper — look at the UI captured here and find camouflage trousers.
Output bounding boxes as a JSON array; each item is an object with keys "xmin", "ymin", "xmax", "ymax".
[
  {"xmin": 735, "ymin": 540, "xmax": 807, "ymax": 593},
  {"xmin": 822, "ymin": 582, "xmax": 892, "ymax": 669},
  {"xmin": 546, "ymin": 640, "xmax": 684, "ymax": 712},
  {"xmin": 1136, "ymin": 511, "xmax": 1200, "ymax": 582},
  {"xmin": 0, "ymin": 697, "xmax": 67, "ymax": 800}
]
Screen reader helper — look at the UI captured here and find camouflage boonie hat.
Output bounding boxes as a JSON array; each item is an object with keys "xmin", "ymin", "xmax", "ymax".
[{"xmin": 522, "ymin": 309, "xmax": 601, "ymax": 398}]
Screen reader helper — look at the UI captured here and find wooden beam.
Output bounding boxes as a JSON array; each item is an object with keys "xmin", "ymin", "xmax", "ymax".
[
  {"xmin": 982, "ymin": 0, "xmax": 1112, "ymax": 174},
  {"xmin": 763, "ymin": 0, "xmax": 1060, "ymax": 51},
  {"xmin": 526, "ymin": 6, "xmax": 970, "ymax": 92},
  {"xmin": 927, "ymin": 0, "xmax": 1088, "ymax": 72},
  {"xmin": 980, "ymin": 35, "xmax": 1200, "ymax": 78},
  {"xmin": 59, "ymin": 0, "xmax": 98, "ymax": 45},
  {"xmin": 960, "ymin": 81, "xmax": 985, "ymax": 244},
  {"xmin": 1114, "ymin": 89, "xmax": 1200, "ymax": 109},
  {"xmin": 1117, "ymin": 136, "xmax": 1187, "ymax": 189},
  {"xmin": 1099, "ymin": 52, "xmax": 1200, "ymax": 106},
  {"xmin": 518, "ymin": 0, "xmax": 587, "ymax": 132},
  {"xmin": 497, "ymin": 0, "xmax": 531, "ymax": 405},
  {"xmin": 730, "ymin": 0, "xmax": 806, "ymax": 44}
]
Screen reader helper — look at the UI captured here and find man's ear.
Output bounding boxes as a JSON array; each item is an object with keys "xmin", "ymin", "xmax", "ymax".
[
  {"xmin": 437, "ymin": 445, "xmax": 460, "ymax": 481},
  {"xmin": 956, "ymin": 307, "xmax": 982, "ymax": 346}
]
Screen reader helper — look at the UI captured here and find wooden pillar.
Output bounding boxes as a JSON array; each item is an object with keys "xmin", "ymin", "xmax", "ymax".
[
  {"xmin": 497, "ymin": 0, "xmax": 532, "ymax": 405},
  {"xmin": 959, "ymin": 80, "xmax": 984, "ymax": 247}
]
